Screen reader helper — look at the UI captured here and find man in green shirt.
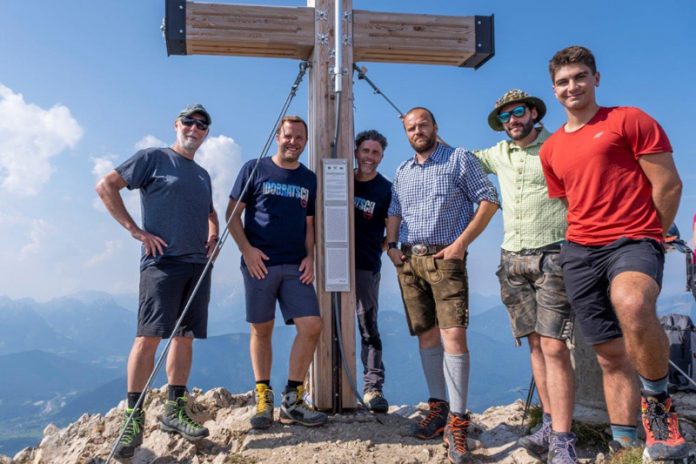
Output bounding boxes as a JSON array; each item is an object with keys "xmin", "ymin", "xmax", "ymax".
[{"xmin": 475, "ymin": 90, "xmax": 576, "ymax": 463}]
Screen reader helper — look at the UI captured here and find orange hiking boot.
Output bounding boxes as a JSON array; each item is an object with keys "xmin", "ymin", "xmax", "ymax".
[
  {"xmin": 641, "ymin": 390, "xmax": 688, "ymax": 461},
  {"xmin": 410, "ymin": 398, "xmax": 449, "ymax": 439},
  {"xmin": 443, "ymin": 411, "xmax": 473, "ymax": 464}
]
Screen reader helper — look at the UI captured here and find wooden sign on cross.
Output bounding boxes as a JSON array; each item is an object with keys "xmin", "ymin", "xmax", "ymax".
[{"xmin": 163, "ymin": 0, "xmax": 494, "ymax": 411}]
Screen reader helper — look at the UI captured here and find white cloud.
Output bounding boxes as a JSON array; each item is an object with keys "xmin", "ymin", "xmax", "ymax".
[
  {"xmin": 196, "ymin": 135, "xmax": 243, "ymax": 216},
  {"xmin": 91, "ymin": 154, "xmax": 117, "ymax": 179},
  {"xmin": 84, "ymin": 239, "xmax": 123, "ymax": 268},
  {"xmin": 135, "ymin": 135, "xmax": 166, "ymax": 151},
  {"xmin": 20, "ymin": 219, "xmax": 49, "ymax": 257},
  {"xmin": 0, "ymin": 83, "xmax": 83, "ymax": 196}
]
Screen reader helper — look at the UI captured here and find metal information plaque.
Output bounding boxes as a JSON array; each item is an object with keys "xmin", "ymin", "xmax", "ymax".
[{"xmin": 322, "ymin": 159, "xmax": 350, "ymax": 292}]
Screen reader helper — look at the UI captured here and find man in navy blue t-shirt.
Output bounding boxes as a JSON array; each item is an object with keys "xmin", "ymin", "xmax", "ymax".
[
  {"xmin": 96, "ymin": 104, "xmax": 219, "ymax": 458},
  {"xmin": 353, "ymin": 130, "xmax": 392, "ymax": 413},
  {"xmin": 227, "ymin": 115, "xmax": 327, "ymax": 429}
]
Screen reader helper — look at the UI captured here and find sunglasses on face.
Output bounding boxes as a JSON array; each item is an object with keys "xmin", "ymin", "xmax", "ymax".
[
  {"xmin": 180, "ymin": 116, "xmax": 209, "ymax": 131},
  {"xmin": 497, "ymin": 105, "xmax": 527, "ymax": 124}
]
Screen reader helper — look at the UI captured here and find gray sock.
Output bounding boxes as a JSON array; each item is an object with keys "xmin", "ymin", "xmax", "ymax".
[
  {"xmin": 419, "ymin": 344, "xmax": 447, "ymax": 401},
  {"xmin": 444, "ymin": 352, "xmax": 470, "ymax": 414}
]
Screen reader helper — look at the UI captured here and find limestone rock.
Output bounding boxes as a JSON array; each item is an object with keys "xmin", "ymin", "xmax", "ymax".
[{"xmin": 3, "ymin": 388, "xmax": 696, "ymax": 463}]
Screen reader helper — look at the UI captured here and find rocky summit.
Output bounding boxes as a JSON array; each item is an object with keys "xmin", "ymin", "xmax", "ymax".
[{"xmin": 4, "ymin": 387, "xmax": 696, "ymax": 464}]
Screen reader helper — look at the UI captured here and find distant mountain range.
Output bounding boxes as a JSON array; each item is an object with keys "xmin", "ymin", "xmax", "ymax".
[{"xmin": 0, "ymin": 289, "xmax": 693, "ymax": 456}]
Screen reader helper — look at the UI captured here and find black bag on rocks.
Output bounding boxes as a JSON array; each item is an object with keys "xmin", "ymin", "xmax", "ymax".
[{"xmin": 660, "ymin": 313, "xmax": 696, "ymax": 392}]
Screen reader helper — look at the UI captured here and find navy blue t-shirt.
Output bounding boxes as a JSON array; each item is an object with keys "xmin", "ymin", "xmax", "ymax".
[
  {"xmin": 354, "ymin": 173, "xmax": 392, "ymax": 272},
  {"xmin": 230, "ymin": 157, "xmax": 317, "ymax": 266},
  {"xmin": 116, "ymin": 147, "xmax": 213, "ymax": 269}
]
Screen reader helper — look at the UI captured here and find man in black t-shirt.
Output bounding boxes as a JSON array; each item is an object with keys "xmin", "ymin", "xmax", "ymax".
[
  {"xmin": 354, "ymin": 130, "xmax": 392, "ymax": 412},
  {"xmin": 227, "ymin": 115, "xmax": 327, "ymax": 430}
]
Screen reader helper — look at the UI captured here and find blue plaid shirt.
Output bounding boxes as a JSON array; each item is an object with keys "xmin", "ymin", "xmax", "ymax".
[{"xmin": 388, "ymin": 143, "xmax": 500, "ymax": 245}]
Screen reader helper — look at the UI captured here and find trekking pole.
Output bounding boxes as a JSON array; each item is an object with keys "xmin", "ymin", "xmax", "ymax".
[
  {"xmin": 521, "ymin": 376, "xmax": 536, "ymax": 428},
  {"xmin": 104, "ymin": 60, "xmax": 311, "ymax": 464}
]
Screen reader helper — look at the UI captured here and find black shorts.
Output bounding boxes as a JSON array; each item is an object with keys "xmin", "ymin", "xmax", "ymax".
[
  {"xmin": 560, "ymin": 237, "xmax": 664, "ymax": 345},
  {"xmin": 137, "ymin": 259, "xmax": 211, "ymax": 338}
]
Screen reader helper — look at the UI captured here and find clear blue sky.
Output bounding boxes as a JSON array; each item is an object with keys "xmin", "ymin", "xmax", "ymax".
[{"xmin": 0, "ymin": 0, "xmax": 694, "ymax": 307}]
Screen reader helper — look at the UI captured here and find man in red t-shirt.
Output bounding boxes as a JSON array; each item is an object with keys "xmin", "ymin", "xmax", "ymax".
[{"xmin": 540, "ymin": 46, "xmax": 685, "ymax": 462}]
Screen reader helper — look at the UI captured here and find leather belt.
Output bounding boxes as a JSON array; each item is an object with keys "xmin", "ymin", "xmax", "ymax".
[
  {"xmin": 503, "ymin": 242, "xmax": 562, "ymax": 256},
  {"xmin": 401, "ymin": 244, "xmax": 446, "ymax": 256}
]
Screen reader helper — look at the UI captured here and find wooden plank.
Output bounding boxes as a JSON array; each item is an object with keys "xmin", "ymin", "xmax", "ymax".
[
  {"xmin": 307, "ymin": 0, "xmax": 356, "ymax": 411},
  {"xmin": 353, "ymin": 10, "xmax": 479, "ymax": 67},
  {"xmin": 185, "ymin": 2, "xmax": 315, "ymax": 59},
  {"xmin": 307, "ymin": 0, "xmax": 334, "ymax": 411},
  {"xmin": 340, "ymin": 6, "xmax": 356, "ymax": 410}
]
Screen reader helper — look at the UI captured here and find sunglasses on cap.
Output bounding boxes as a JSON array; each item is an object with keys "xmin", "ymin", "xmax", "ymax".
[
  {"xmin": 180, "ymin": 116, "xmax": 209, "ymax": 131},
  {"xmin": 497, "ymin": 105, "xmax": 528, "ymax": 124}
]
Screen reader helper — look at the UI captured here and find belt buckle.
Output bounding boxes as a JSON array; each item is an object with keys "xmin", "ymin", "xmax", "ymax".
[{"xmin": 412, "ymin": 244, "xmax": 428, "ymax": 256}]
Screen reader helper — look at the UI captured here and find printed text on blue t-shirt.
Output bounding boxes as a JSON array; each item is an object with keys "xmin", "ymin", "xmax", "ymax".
[{"xmin": 262, "ymin": 181, "xmax": 310, "ymax": 208}]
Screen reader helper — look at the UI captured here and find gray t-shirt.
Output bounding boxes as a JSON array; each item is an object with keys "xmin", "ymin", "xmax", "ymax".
[{"xmin": 116, "ymin": 147, "xmax": 213, "ymax": 268}]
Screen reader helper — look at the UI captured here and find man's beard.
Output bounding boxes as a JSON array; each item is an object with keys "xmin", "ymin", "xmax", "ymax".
[
  {"xmin": 505, "ymin": 118, "xmax": 535, "ymax": 141},
  {"xmin": 177, "ymin": 132, "xmax": 203, "ymax": 152},
  {"xmin": 410, "ymin": 133, "xmax": 437, "ymax": 154}
]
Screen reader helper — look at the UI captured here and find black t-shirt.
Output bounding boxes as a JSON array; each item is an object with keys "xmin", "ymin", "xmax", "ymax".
[
  {"xmin": 230, "ymin": 157, "xmax": 317, "ymax": 266},
  {"xmin": 354, "ymin": 173, "xmax": 392, "ymax": 272}
]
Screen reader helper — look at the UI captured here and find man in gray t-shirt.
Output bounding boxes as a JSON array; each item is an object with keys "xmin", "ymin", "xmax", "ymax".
[{"xmin": 96, "ymin": 104, "xmax": 219, "ymax": 458}]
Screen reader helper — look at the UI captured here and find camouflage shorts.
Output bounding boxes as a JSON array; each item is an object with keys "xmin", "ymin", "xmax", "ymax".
[
  {"xmin": 496, "ymin": 250, "xmax": 573, "ymax": 345},
  {"xmin": 396, "ymin": 255, "xmax": 468, "ymax": 336}
]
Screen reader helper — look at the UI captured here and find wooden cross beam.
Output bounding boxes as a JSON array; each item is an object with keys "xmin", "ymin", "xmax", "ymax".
[{"xmin": 164, "ymin": 0, "xmax": 494, "ymax": 411}]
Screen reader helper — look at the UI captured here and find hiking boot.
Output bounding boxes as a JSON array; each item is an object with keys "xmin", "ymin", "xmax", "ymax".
[
  {"xmin": 641, "ymin": 390, "xmax": 689, "ymax": 461},
  {"xmin": 279, "ymin": 385, "xmax": 328, "ymax": 427},
  {"xmin": 518, "ymin": 415, "xmax": 551, "ymax": 457},
  {"xmin": 363, "ymin": 390, "xmax": 389, "ymax": 413},
  {"xmin": 159, "ymin": 396, "xmax": 209, "ymax": 441},
  {"xmin": 443, "ymin": 411, "xmax": 472, "ymax": 464},
  {"xmin": 410, "ymin": 399, "xmax": 449, "ymax": 439},
  {"xmin": 114, "ymin": 407, "xmax": 144, "ymax": 459},
  {"xmin": 547, "ymin": 431, "xmax": 578, "ymax": 464},
  {"xmin": 250, "ymin": 384, "xmax": 274, "ymax": 430}
]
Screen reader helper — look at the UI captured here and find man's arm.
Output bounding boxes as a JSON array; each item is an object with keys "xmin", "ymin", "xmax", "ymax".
[
  {"xmin": 298, "ymin": 216, "xmax": 315, "ymax": 285},
  {"xmin": 205, "ymin": 209, "xmax": 220, "ymax": 258},
  {"xmin": 433, "ymin": 200, "xmax": 499, "ymax": 260},
  {"xmin": 226, "ymin": 198, "xmax": 269, "ymax": 279},
  {"xmin": 638, "ymin": 152, "xmax": 682, "ymax": 234},
  {"xmin": 385, "ymin": 215, "xmax": 406, "ymax": 265},
  {"xmin": 95, "ymin": 170, "xmax": 167, "ymax": 256}
]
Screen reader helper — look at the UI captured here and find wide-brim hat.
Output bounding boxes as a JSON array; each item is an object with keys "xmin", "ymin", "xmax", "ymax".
[{"xmin": 487, "ymin": 89, "xmax": 546, "ymax": 132}]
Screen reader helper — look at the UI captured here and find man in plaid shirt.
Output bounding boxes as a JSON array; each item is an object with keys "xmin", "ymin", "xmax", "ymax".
[{"xmin": 386, "ymin": 107, "xmax": 499, "ymax": 464}]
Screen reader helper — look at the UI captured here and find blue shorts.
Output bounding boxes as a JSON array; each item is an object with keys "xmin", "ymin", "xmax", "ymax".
[
  {"xmin": 560, "ymin": 237, "xmax": 664, "ymax": 345},
  {"xmin": 137, "ymin": 259, "xmax": 210, "ymax": 338},
  {"xmin": 242, "ymin": 264, "xmax": 320, "ymax": 324}
]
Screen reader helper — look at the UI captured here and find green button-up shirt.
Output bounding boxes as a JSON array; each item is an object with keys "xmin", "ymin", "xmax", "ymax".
[{"xmin": 475, "ymin": 127, "xmax": 566, "ymax": 252}]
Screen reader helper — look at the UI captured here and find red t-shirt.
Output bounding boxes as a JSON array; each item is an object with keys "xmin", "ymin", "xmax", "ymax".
[{"xmin": 540, "ymin": 106, "xmax": 672, "ymax": 246}]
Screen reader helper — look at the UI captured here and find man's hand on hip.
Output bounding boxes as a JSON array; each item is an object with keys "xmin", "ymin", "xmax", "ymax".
[
  {"xmin": 387, "ymin": 248, "xmax": 407, "ymax": 266},
  {"xmin": 242, "ymin": 247, "xmax": 269, "ymax": 279},
  {"xmin": 132, "ymin": 228, "xmax": 168, "ymax": 257},
  {"xmin": 433, "ymin": 243, "xmax": 466, "ymax": 260}
]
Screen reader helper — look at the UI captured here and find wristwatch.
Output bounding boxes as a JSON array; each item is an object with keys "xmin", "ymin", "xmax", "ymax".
[{"xmin": 387, "ymin": 242, "xmax": 398, "ymax": 251}]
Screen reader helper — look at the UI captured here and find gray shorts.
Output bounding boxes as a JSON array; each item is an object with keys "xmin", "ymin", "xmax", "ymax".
[
  {"xmin": 242, "ymin": 264, "xmax": 320, "ymax": 324},
  {"xmin": 137, "ymin": 259, "xmax": 210, "ymax": 338},
  {"xmin": 496, "ymin": 250, "xmax": 573, "ymax": 345}
]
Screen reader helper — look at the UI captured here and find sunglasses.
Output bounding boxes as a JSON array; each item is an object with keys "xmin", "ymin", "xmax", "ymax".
[
  {"xmin": 180, "ymin": 116, "xmax": 209, "ymax": 131},
  {"xmin": 497, "ymin": 105, "xmax": 527, "ymax": 124}
]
